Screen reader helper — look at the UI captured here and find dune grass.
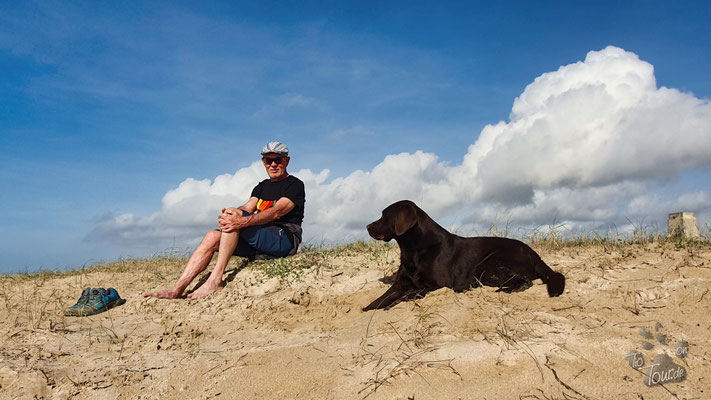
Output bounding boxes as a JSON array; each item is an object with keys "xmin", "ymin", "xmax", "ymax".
[
  {"xmin": 2, "ymin": 224, "xmax": 708, "ymax": 285},
  {"xmin": 2, "ymin": 227, "xmax": 710, "ymax": 399}
]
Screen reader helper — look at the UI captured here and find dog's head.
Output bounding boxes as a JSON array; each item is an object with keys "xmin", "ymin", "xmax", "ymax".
[{"xmin": 367, "ymin": 200, "xmax": 419, "ymax": 241}]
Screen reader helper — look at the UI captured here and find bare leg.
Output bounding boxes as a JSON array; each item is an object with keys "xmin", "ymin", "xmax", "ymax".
[
  {"xmin": 144, "ymin": 230, "xmax": 222, "ymax": 299},
  {"xmin": 187, "ymin": 230, "xmax": 239, "ymax": 299}
]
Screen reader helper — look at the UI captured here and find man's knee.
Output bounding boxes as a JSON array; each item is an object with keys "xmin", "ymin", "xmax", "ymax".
[{"xmin": 202, "ymin": 230, "xmax": 222, "ymax": 250}]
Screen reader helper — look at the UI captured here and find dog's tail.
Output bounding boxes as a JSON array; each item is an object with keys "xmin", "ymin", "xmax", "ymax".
[{"xmin": 534, "ymin": 260, "xmax": 565, "ymax": 297}]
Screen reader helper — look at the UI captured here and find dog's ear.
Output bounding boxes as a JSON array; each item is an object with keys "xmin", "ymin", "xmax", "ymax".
[{"xmin": 394, "ymin": 203, "xmax": 418, "ymax": 235}]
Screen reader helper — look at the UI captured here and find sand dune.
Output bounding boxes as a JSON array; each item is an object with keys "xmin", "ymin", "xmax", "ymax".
[{"xmin": 1, "ymin": 240, "xmax": 709, "ymax": 400}]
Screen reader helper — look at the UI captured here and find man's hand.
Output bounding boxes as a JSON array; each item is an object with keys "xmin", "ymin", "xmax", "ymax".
[
  {"xmin": 218, "ymin": 208, "xmax": 250, "ymax": 233},
  {"xmin": 221, "ymin": 207, "xmax": 241, "ymax": 216},
  {"xmin": 217, "ymin": 197, "xmax": 294, "ymax": 233}
]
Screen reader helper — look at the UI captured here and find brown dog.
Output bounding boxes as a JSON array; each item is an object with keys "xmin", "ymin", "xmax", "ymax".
[{"xmin": 363, "ymin": 200, "xmax": 565, "ymax": 310}]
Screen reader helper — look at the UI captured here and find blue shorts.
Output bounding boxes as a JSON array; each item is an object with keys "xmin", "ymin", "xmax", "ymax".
[{"xmin": 231, "ymin": 224, "xmax": 293, "ymax": 258}]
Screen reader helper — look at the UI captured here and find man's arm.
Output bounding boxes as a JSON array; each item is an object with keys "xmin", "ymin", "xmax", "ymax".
[
  {"xmin": 222, "ymin": 197, "xmax": 259, "ymax": 216},
  {"xmin": 218, "ymin": 197, "xmax": 295, "ymax": 233}
]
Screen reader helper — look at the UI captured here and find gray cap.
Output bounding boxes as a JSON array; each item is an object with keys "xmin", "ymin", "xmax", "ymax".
[{"xmin": 261, "ymin": 141, "xmax": 289, "ymax": 156}]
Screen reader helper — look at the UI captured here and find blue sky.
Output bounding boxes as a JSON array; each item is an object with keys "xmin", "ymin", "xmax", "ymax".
[{"xmin": 1, "ymin": 1, "xmax": 711, "ymax": 273}]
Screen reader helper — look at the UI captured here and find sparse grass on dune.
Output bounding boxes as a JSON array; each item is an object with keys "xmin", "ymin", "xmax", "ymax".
[
  {"xmin": 2, "ymin": 225, "xmax": 708, "ymax": 285},
  {"xmin": 0, "ymin": 254, "xmax": 193, "ymax": 335},
  {"xmin": 0, "ymin": 229, "xmax": 706, "ymax": 333},
  {"xmin": 2, "ymin": 230, "xmax": 711, "ymax": 399},
  {"xmin": 0, "ymin": 254, "xmax": 190, "ymax": 285},
  {"xmin": 482, "ymin": 218, "xmax": 711, "ymax": 253},
  {"xmin": 0, "ymin": 241, "xmax": 397, "ymax": 283},
  {"xmin": 241, "ymin": 230, "xmax": 709, "ymax": 295},
  {"xmin": 249, "ymin": 240, "xmax": 397, "ymax": 286},
  {"xmin": 0, "ymin": 241, "xmax": 398, "ymax": 330},
  {"xmin": 527, "ymin": 230, "xmax": 705, "ymax": 251},
  {"xmin": 357, "ymin": 302, "xmax": 461, "ymax": 398}
]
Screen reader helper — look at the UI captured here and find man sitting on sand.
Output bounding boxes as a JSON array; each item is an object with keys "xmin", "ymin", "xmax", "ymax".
[{"xmin": 145, "ymin": 141, "xmax": 305, "ymax": 300}]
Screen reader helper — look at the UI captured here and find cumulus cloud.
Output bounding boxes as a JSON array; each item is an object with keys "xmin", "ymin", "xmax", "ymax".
[
  {"xmin": 459, "ymin": 46, "xmax": 711, "ymax": 204},
  {"xmin": 89, "ymin": 46, "xmax": 711, "ymax": 249}
]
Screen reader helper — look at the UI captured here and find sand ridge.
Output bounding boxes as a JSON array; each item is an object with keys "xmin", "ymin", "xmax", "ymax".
[{"xmin": 1, "ymin": 241, "xmax": 710, "ymax": 399}]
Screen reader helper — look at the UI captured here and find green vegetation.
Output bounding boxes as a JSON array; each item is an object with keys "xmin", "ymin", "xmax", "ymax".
[
  {"xmin": 2, "ymin": 226, "xmax": 709, "ymax": 284},
  {"xmin": 525, "ymin": 226, "xmax": 710, "ymax": 252},
  {"xmin": 250, "ymin": 240, "xmax": 396, "ymax": 285},
  {"xmin": 0, "ymin": 253, "xmax": 190, "ymax": 283},
  {"xmin": 479, "ymin": 218, "xmax": 711, "ymax": 252}
]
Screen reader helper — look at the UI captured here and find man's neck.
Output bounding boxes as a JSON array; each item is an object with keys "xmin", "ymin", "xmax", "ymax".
[{"xmin": 270, "ymin": 173, "xmax": 290, "ymax": 182}]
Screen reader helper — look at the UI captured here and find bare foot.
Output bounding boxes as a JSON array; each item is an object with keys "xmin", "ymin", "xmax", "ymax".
[
  {"xmin": 143, "ymin": 288, "xmax": 182, "ymax": 299},
  {"xmin": 187, "ymin": 282, "xmax": 224, "ymax": 300}
]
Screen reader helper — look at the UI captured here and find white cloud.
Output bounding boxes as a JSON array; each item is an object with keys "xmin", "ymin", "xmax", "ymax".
[
  {"xmin": 90, "ymin": 46, "xmax": 711, "ymax": 248},
  {"xmin": 460, "ymin": 46, "xmax": 711, "ymax": 204}
]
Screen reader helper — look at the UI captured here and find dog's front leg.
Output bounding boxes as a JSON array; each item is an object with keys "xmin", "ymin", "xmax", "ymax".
[{"xmin": 363, "ymin": 280, "xmax": 412, "ymax": 311}]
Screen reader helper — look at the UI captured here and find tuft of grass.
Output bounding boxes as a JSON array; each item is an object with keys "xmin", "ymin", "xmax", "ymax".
[
  {"xmin": 256, "ymin": 257, "xmax": 310, "ymax": 284},
  {"xmin": 523, "ymin": 223, "xmax": 710, "ymax": 253},
  {"xmin": 0, "ymin": 253, "xmax": 191, "ymax": 284},
  {"xmin": 486, "ymin": 215, "xmax": 513, "ymax": 237},
  {"xmin": 465, "ymin": 214, "xmax": 710, "ymax": 254},
  {"xmin": 357, "ymin": 302, "xmax": 460, "ymax": 398},
  {"xmin": 314, "ymin": 240, "xmax": 396, "ymax": 260},
  {"xmin": 250, "ymin": 240, "xmax": 396, "ymax": 287}
]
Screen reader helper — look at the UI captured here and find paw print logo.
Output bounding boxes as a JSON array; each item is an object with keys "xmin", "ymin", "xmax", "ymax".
[{"xmin": 625, "ymin": 322, "xmax": 688, "ymax": 386}]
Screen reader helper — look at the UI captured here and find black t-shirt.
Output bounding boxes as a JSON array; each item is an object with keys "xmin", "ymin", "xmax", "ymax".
[{"xmin": 250, "ymin": 175, "xmax": 305, "ymax": 226}]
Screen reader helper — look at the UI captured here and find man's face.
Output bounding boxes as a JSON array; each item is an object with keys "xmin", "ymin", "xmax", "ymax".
[{"xmin": 262, "ymin": 152, "xmax": 290, "ymax": 180}]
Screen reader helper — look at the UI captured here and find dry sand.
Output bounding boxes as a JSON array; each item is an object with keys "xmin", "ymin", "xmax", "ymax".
[{"xmin": 1, "ymin": 240, "xmax": 710, "ymax": 400}]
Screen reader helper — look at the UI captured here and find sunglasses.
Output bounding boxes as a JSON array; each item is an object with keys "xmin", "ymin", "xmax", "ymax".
[{"xmin": 262, "ymin": 156, "xmax": 285, "ymax": 165}]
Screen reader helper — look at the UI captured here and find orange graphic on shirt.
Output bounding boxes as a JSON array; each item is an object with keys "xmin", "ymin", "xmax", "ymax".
[{"xmin": 256, "ymin": 199, "xmax": 274, "ymax": 212}]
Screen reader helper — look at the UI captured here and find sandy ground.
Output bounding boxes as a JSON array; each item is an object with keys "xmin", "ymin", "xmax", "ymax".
[{"xmin": 1, "ymin": 240, "xmax": 710, "ymax": 400}]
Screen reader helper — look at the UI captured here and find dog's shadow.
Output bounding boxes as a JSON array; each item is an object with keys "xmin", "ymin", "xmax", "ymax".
[{"xmin": 185, "ymin": 258, "xmax": 250, "ymax": 297}]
